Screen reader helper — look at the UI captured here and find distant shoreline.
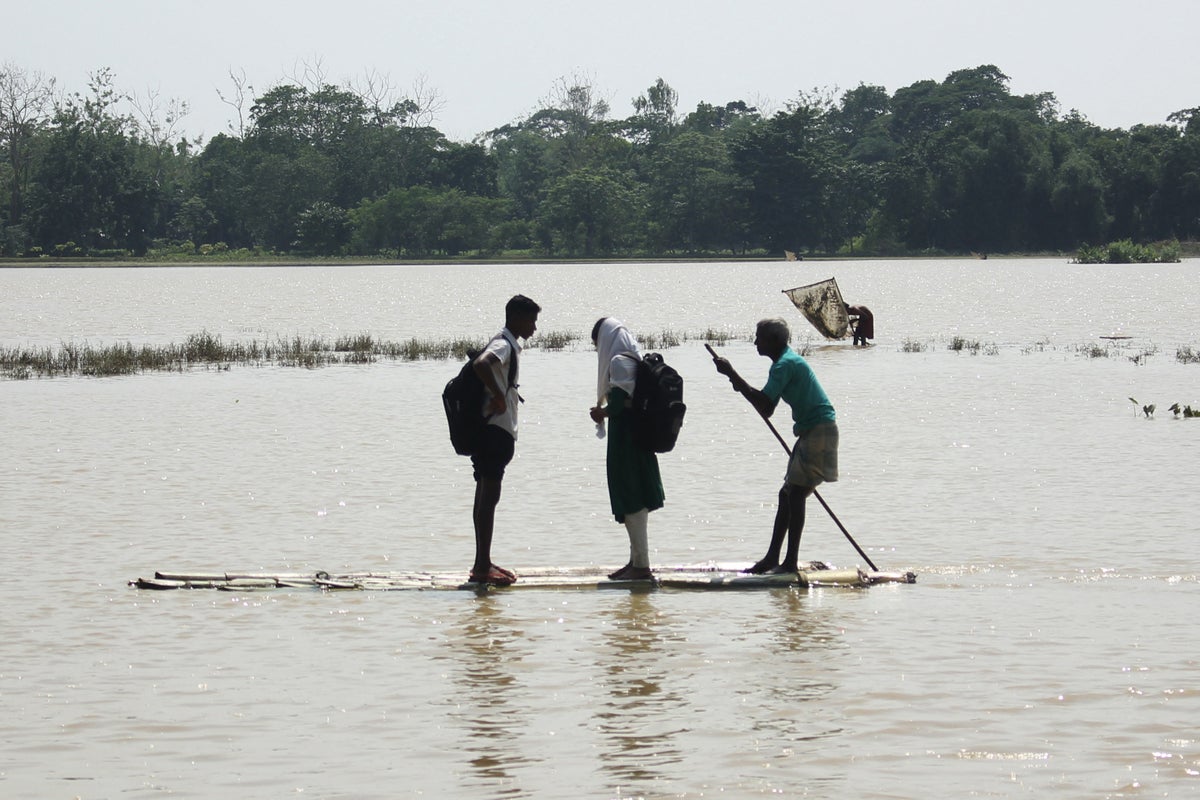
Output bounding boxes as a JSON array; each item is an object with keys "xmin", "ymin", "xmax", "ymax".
[{"xmin": 0, "ymin": 252, "xmax": 1098, "ymax": 269}]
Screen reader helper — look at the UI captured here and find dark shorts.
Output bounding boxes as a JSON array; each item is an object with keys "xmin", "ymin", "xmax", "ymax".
[{"xmin": 472, "ymin": 425, "xmax": 515, "ymax": 481}]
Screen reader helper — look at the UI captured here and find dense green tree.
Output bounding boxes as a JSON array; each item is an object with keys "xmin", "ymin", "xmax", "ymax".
[
  {"xmin": 681, "ymin": 100, "xmax": 759, "ymax": 134},
  {"xmin": 429, "ymin": 141, "xmax": 498, "ymax": 197},
  {"xmin": 642, "ymin": 130, "xmax": 745, "ymax": 253},
  {"xmin": 295, "ymin": 200, "xmax": 351, "ymax": 255},
  {"xmin": 27, "ymin": 69, "xmax": 159, "ymax": 254},
  {"xmin": 242, "ymin": 149, "xmax": 335, "ymax": 250},
  {"xmin": 1049, "ymin": 150, "xmax": 1110, "ymax": 247},
  {"xmin": 622, "ymin": 77, "xmax": 680, "ymax": 145},
  {"xmin": 828, "ymin": 83, "xmax": 893, "ymax": 161},
  {"xmin": 169, "ymin": 195, "xmax": 217, "ymax": 244},
  {"xmin": 0, "ymin": 63, "xmax": 55, "ymax": 252},
  {"xmin": 489, "ymin": 128, "xmax": 552, "ymax": 219},
  {"xmin": 536, "ymin": 168, "xmax": 638, "ymax": 256},
  {"xmin": 1088, "ymin": 125, "xmax": 1175, "ymax": 242},
  {"xmin": 923, "ymin": 108, "xmax": 1053, "ymax": 252},
  {"xmin": 1158, "ymin": 116, "xmax": 1200, "ymax": 240},
  {"xmin": 4, "ymin": 61, "xmax": 1198, "ymax": 259},
  {"xmin": 351, "ymin": 186, "xmax": 507, "ymax": 256},
  {"xmin": 191, "ymin": 133, "xmax": 254, "ymax": 247},
  {"xmin": 731, "ymin": 98, "xmax": 851, "ymax": 253}
]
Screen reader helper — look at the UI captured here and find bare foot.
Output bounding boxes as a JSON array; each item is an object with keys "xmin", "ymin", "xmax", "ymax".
[
  {"xmin": 608, "ymin": 563, "xmax": 633, "ymax": 580},
  {"xmin": 742, "ymin": 557, "xmax": 778, "ymax": 575}
]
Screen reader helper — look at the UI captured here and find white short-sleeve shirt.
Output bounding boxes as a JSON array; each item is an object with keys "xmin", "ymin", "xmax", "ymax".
[{"xmin": 480, "ymin": 329, "xmax": 522, "ymax": 439}]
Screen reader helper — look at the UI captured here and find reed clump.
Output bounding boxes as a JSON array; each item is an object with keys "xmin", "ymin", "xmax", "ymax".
[
  {"xmin": 1076, "ymin": 342, "xmax": 1111, "ymax": 359},
  {"xmin": 1177, "ymin": 345, "xmax": 1200, "ymax": 365},
  {"xmin": 529, "ymin": 330, "xmax": 578, "ymax": 351},
  {"xmin": 701, "ymin": 329, "xmax": 732, "ymax": 345},
  {"xmin": 639, "ymin": 329, "xmax": 682, "ymax": 350},
  {"xmin": 1, "ymin": 326, "xmax": 728, "ymax": 380}
]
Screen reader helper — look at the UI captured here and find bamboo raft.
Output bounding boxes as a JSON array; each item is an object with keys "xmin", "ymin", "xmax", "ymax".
[{"xmin": 129, "ymin": 561, "xmax": 917, "ymax": 592}]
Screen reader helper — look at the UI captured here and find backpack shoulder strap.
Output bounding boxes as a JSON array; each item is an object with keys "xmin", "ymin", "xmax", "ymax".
[{"xmin": 494, "ymin": 331, "xmax": 523, "ymax": 404}]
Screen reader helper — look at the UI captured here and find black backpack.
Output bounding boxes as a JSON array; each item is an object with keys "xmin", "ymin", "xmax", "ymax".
[
  {"xmin": 442, "ymin": 338, "xmax": 518, "ymax": 456},
  {"xmin": 627, "ymin": 352, "xmax": 686, "ymax": 453}
]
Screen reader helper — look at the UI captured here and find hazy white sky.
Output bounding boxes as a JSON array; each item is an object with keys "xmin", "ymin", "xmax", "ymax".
[{"xmin": 9, "ymin": 0, "xmax": 1199, "ymax": 142}]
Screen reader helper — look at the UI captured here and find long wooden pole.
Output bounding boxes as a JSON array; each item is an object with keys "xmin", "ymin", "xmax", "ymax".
[{"xmin": 705, "ymin": 344, "xmax": 880, "ymax": 572}]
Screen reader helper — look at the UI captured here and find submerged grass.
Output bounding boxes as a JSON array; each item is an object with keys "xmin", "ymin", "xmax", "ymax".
[
  {"xmin": 7, "ymin": 328, "xmax": 1196, "ymax": 381},
  {"xmin": 948, "ymin": 337, "xmax": 1000, "ymax": 356},
  {"xmin": 1177, "ymin": 345, "xmax": 1200, "ymax": 365},
  {"xmin": 2, "ymin": 327, "xmax": 731, "ymax": 379},
  {"xmin": 0, "ymin": 331, "xmax": 481, "ymax": 379}
]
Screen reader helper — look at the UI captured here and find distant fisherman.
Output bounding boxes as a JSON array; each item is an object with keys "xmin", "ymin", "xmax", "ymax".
[
  {"xmin": 846, "ymin": 304, "xmax": 874, "ymax": 346},
  {"xmin": 710, "ymin": 318, "xmax": 838, "ymax": 573}
]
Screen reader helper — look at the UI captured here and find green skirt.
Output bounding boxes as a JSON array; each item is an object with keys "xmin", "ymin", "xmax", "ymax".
[{"xmin": 606, "ymin": 387, "xmax": 665, "ymax": 522}]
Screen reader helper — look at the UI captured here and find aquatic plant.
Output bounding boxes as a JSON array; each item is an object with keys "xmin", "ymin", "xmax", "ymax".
[
  {"xmin": 0, "ymin": 325, "xmax": 806, "ymax": 379},
  {"xmin": 1168, "ymin": 403, "xmax": 1200, "ymax": 418},
  {"xmin": 701, "ymin": 329, "xmax": 732, "ymax": 345},
  {"xmin": 1129, "ymin": 397, "xmax": 1156, "ymax": 418},
  {"xmin": 1127, "ymin": 346, "xmax": 1158, "ymax": 365},
  {"xmin": 639, "ymin": 329, "xmax": 682, "ymax": 350},
  {"xmin": 1078, "ymin": 343, "xmax": 1110, "ymax": 359},
  {"xmin": 900, "ymin": 338, "xmax": 928, "ymax": 353},
  {"xmin": 948, "ymin": 336, "xmax": 995, "ymax": 355},
  {"xmin": 1177, "ymin": 346, "xmax": 1200, "ymax": 365},
  {"xmin": 1075, "ymin": 239, "xmax": 1181, "ymax": 264},
  {"xmin": 529, "ymin": 330, "xmax": 578, "ymax": 351}
]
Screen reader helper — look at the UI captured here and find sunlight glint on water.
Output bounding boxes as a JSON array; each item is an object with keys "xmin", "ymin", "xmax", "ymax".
[{"xmin": 1, "ymin": 259, "xmax": 1198, "ymax": 798}]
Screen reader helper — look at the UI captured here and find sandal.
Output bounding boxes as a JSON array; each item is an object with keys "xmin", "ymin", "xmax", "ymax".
[
  {"xmin": 491, "ymin": 564, "xmax": 517, "ymax": 581},
  {"xmin": 608, "ymin": 564, "xmax": 654, "ymax": 581},
  {"xmin": 468, "ymin": 566, "xmax": 517, "ymax": 586}
]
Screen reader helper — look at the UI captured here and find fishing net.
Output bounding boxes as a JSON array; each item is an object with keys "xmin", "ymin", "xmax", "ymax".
[{"xmin": 782, "ymin": 277, "xmax": 849, "ymax": 339}]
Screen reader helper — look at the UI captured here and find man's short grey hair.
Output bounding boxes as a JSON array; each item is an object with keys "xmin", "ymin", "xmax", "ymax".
[{"xmin": 756, "ymin": 318, "xmax": 791, "ymax": 346}]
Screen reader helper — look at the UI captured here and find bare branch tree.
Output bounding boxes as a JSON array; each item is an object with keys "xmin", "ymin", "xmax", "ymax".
[
  {"xmin": 216, "ymin": 67, "xmax": 253, "ymax": 137},
  {"xmin": 285, "ymin": 55, "xmax": 329, "ymax": 91},
  {"xmin": 542, "ymin": 71, "xmax": 612, "ymax": 123},
  {"xmin": 129, "ymin": 85, "xmax": 190, "ymax": 148},
  {"xmin": 350, "ymin": 67, "xmax": 399, "ymax": 122},
  {"xmin": 748, "ymin": 91, "xmax": 779, "ymax": 120},
  {"xmin": 0, "ymin": 62, "xmax": 56, "ymax": 224},
  {"xmin": 347, "ymin": 69, "xmax": 444, "ymax": 128},
  {"xmin": 403, "ymin": 73, "xmax": 445, "ymax": 128}
]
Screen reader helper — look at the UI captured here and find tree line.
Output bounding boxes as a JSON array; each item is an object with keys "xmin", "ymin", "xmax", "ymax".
[{"xmin": 2, "ymin": 62, "xmax": 1198, "ymax": 260}]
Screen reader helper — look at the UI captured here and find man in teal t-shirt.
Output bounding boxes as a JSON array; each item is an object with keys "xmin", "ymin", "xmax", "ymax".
[{"xmin": 712, "ymin": 318, "xmax": 839, "ymax": 573}]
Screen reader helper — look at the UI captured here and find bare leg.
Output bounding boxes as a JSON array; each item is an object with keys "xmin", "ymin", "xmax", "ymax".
[
  {"xmin": 777, "ymin": 485, "xmax": 811, "ymax": 572},
  {"xmin": 626, "ymin": 509, "xmax": 650, "ymax": 568},
  {"xmin": 472, "ymin": 477, "xmax": 502, "ymax": 576},
  {"xmin": 744, "ymin": 486, "xmax": 789, "ymax": 573},
  {"xmin": 609, "ymin": 509, "xmax": 653, "ymax": 580}
]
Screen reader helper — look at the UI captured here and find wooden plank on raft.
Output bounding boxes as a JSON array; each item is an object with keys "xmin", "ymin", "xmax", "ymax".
[{"xmin": 130, "ymin": 562, "xmax": 916, "ymax": 592}]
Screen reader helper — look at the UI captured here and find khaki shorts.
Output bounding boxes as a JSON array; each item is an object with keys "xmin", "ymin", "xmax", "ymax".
[{"xmin": 785, "ymin": 421, "xmax": 839, "ymax": 487}]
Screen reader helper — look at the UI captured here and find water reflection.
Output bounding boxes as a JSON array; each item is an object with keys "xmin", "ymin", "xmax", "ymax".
[
  {"xmin": 741, "ymin": 589, "xmax": 849, "ymax": 792},
  {"xmin": 594, "ymin": 589, "xmax": 687, "ymax": 790},
  {"xmin": 443, "ymin": 594, "xmax": 541, "ymax": 797}
]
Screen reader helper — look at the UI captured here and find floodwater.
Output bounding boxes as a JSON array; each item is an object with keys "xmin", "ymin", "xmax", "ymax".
[{"xmin": 1, "ymin": 259, "xmax": 1197, "ymax": 799}]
